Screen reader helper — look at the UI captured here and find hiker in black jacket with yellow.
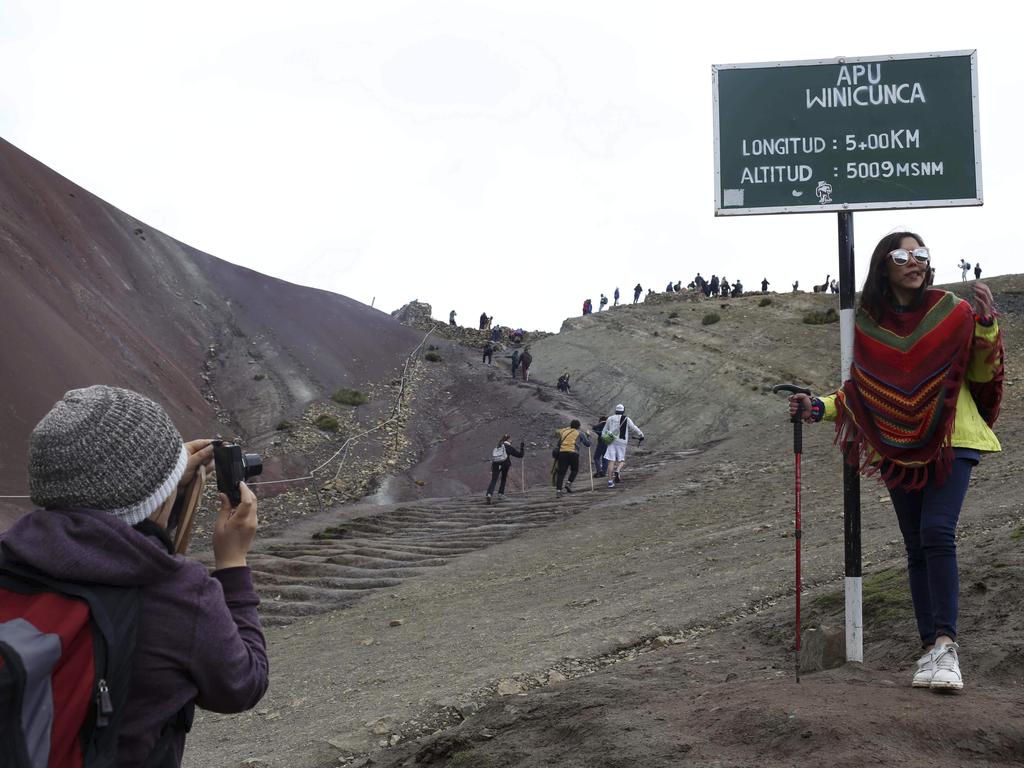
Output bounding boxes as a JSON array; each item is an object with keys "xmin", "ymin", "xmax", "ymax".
[
  {"xmin": 553, "ymin": 420, "xmax": 591, "ymax": 497},
  {"xmin": 486, "ymin": 434, "xmax": 525, "ymax": 504}
]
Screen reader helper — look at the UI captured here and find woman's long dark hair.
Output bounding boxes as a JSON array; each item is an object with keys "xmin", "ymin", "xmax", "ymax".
[{"xmin": 859, "ymin": 231, "xmax": 930, "ymax": 320}]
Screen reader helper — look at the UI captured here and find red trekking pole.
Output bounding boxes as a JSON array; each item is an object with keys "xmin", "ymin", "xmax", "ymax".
[{"xmin": 773, "ymin": 383, "xmax": 811, "ymax": 683}]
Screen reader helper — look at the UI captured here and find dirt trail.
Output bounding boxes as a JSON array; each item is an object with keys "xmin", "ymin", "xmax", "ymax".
[{"xmin": 186, "ymin": 279, "xmax": 1024, "ymax": 768}]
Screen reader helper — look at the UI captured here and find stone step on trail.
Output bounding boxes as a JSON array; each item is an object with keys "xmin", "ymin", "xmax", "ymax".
[{"xmin": 247, "ymin": 458, "xmax": 665, "ymax": 625}]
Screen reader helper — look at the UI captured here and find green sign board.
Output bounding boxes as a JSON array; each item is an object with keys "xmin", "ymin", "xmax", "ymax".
[{"xmin": 713, "ymin": 51, "xmax": 981, "ymax": 215}]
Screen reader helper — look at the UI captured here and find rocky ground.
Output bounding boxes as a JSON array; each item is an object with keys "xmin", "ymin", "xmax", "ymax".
[{"xmin": 180, "ymin": 278, "xmax": 1024, "ymax": 768}]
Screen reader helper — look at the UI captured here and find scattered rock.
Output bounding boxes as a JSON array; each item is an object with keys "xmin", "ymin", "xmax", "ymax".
[
  {"xmin": 496, "ymin": 679, "xmax": 523, "ymax": 696},
  {"xmin": 799, "ymin": 625, "xmax": 846, "ymax": 673},
  {"xmin": 389, "ymin": 619, "xmax": 404, "ymax": 627}
]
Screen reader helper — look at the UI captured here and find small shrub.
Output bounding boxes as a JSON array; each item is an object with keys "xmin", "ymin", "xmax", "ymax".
[
  {"xmin": 702, "ymin": 312, "xmax": 721, "ymax": 326},
  {"xmin": 668, "ymin": 310, "xmax": 679, "ymax": 319},
  {"xmin": 314, "ymin": 414, "xmax": 339, "ymax": 432},
  {"xmin": 1011, "ymin": 525, "xmax": 1024, "ymax": 541},
  {"xmin": 331, "ymin": 387, "xmax": 369, "ymax": 406},
  {"xmin": 803, "ymin": 308, "xmax": 840, "ymax": 325},
  {"xmin": 276, "ymin": 420, "xmax": 293, "ymax": 430},
  {"xmin": 759, "ymin": 297, "xmax": 772, "ymax": 307},
  {"xmin": 427, "ymin": 344, "xmax": 438, "ymax": 351},
  {"xmin": 424, "ymin": 351, "xmax": 442, "ymax": 362},
  {"xmin": 253, "ymin": 373, "xmax": 265, "ymax": 381}
]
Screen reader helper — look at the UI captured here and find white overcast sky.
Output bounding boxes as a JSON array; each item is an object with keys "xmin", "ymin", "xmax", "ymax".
[{"xmin": 1, "ymin": 1, "xmax": 1019, "ymax": 331}]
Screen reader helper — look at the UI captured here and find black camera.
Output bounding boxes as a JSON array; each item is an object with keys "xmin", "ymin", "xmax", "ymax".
[{"xmin": 212, "ymin": 440, "xmax": 263, "ymax": 506}]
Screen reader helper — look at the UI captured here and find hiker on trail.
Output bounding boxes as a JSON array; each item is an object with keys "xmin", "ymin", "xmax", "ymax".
[
  {"xmin": 633, "ymin": 283, "xmax": 642, "ymax": 303},
  {"xmin": 614, "ymin": 287, "xmax": 620, "ymax": 306},
  {"xmin": 665, "ymin": 282, "xmax": 674, "ymax": 293},
  {"xmin": 486, "ymin": 434, "xmax": 525, "ymax": 504},
  {"xmin": 720, "ymin": 277, "xmax": 730, "ymax": 298},
  {"xmin": 709, "ymin": 275, "xmax": 720, "ymax": 297},
  {"xmin": 553, "ymin": 419, "xmax": 592, "ymax": 497},
  {"xmin": 600, "ymin": 293, "xmax": 609, "ymax": 311},
  {"xmin": 449, "ymin": 310, "xmax": 457, "ymax": 327},
  {"xmin": 761, "ymin": 277, "xmax": 770, "ymax": 292},
  {"xmin": 974, "ymin": 263, "xmax": 982, "ymax": 280},
  {"xmin": 506, "ymin": 347, "xmax": 521, "ymax": 377},
  {"xmin": 788, "ymin": 231, "xmax": 1004, "ymax": 693},
  {"xmin": 512, "ymin": 328, "xmax": 524, "ymax": 343},
  {"xmin": 519, "ymin": 346, "xmax": 533, "ymax": 381},
  {"xmin": 646, "ymin": 288, "xmax": 655, "ymax": 298},
  {"xmin": 557, "ymin": 372, "xmax": 571, "ymax": 392},
  {"xmin": 830, "ymin": 278, "xmax": 839, "ymax": 294},
  {"xmin": 733, "ymin": 279, "xmax": 743, "ymax": 297},
  {"xmin": 673, "ymin": 280, "xmax": 682, "ymax": 292},
  {"xmin": 490, "ymin": 326, "xmax": 502, "ymax": 342},
  {"xmin": 601, "ymin": 404, "xmax": 644, "ymax": 488},
  {"xmin": 591, "ymin": 415, "xmax": 610, "ymax": 478},
  {"xmin": 959, "ymin": 258, "xmax": 971, "ymax": 281},
  {"xmin": 479, "ymin": 312, "xmax": 488, "ymax": 330},
  {"xmin": 792, "ymin": 280, "xmax": 799, "ymax": 292},
  {"xmin": 583, "ymin": 299, "xmax": 592, "ymax": 315},
  {"xmin": 0, "ymin": 386, "xmax": 268, "ymax": 767},
  {"xmin": 482, "ymin": 341, "xmax": 494, "ymax": 365}
]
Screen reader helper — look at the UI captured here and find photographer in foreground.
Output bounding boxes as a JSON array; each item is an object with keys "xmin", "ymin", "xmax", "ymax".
[{"xmin": 1, "ymin": 385, "xmax": 268, "ymax": 766}]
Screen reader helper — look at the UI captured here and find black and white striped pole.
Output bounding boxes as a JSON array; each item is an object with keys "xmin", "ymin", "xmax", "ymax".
[{"xmin": 837, "ymin": 211, "xmax": 863, "ymax": 663}]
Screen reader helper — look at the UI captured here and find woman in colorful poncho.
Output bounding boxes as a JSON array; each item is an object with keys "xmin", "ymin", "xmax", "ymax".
[{"xmin": 789, "ymin": 231, "xmax": 1003, "ymax": 693}]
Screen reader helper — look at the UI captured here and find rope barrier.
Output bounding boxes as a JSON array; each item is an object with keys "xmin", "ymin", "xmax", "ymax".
[{"xmin": 249, "ymin": 327, "xmax": 435, "ymax": 487}]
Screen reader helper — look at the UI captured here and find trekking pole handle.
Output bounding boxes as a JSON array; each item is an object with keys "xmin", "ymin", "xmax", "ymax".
[{"xmin": 772, "ymin": 384, "xmax": 811, "ymax": 455}]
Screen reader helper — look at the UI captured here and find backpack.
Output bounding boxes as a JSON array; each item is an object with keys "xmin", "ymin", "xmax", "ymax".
[
  {"xmin": 491, "ymin": 444, "xmax": 508, "ymax": 463},
  {"xmin": 0, "ymin": 553, "xmax": 191, "ymax": 768}
]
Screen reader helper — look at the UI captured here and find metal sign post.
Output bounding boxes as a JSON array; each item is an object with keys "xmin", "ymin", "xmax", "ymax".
[
  {"xmin": 837, "ymin": 211, "xmax": 862, "ymax": 662},
  {"xmin": 712, "ymin": 49, "xmax": 983, "ymax": 665}
]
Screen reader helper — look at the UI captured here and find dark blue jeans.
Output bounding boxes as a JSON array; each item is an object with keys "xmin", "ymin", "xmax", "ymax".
[{"xmin": 887, "ymin": 458, "xmax": 974, "ymax": 646}]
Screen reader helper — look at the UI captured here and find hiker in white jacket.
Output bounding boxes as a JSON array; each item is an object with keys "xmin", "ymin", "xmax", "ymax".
[{"xmin": 602, "ymin": 404, "xmax": 643, "ymax": 487}]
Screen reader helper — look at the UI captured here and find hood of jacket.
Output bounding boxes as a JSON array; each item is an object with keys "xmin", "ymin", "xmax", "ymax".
[{"xmin": 1, "ymin": 508, "xmax": 185, "ymax": 586}]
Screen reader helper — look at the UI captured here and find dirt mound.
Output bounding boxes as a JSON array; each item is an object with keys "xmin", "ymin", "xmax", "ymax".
[{"xmin": 0, "ymin": 137, "xmax": 422, "ymax": 526}]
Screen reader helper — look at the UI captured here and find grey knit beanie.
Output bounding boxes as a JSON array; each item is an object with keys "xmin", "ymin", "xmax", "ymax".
[{"xmin": 29, "ymin": 385, "xmax": 188, "ymax": 526}]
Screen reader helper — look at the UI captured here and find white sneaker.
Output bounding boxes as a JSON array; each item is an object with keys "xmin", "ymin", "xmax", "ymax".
[
  {"xmin": 912, "ymin": 650, "xmax": 935, "ymax": 688},
  {"xmin": 930, "ymin": 642, "xmax": 963, "ymax": 691}
]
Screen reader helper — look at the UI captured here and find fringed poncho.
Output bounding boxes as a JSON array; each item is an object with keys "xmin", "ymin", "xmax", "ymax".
[{"xmin": 835, "ymin": 289, "xmax": 1004, "ymax": 490}]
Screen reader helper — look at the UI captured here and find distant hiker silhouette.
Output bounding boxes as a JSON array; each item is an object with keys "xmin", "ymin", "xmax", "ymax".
[
  {"xmin": 449, "ymin": 310, "xmax": 457, "ymax": 327},
  {"xmin": 633, "ymin": 283, "xmax": 642, "ymax": 303},
  {"xmin": 761, "ymin": 277, "xmax": 769, "ymax": 292},
  {"xmin": 613, "ymin": 287, "xmax": 620, "ymax": 306},
  {"xmin": 519, "ymin": 346, "xmax": 533, "ymax": 381},
  {"xmin": 506, "ymin": 348, "xmax": 521, "ymax": 377}
]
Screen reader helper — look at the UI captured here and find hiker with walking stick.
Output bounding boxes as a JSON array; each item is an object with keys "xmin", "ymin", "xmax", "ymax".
[
  {"xmin": 786, "ymin": 231, "xmax": 1004, "ymax": 693},
  {"xmin": 485, "ymin": 434, "xmax": 525, "ymax": 505},
  {"xmin": 552, "ymin": 420, "xmax": 591, "ymax": 498}
]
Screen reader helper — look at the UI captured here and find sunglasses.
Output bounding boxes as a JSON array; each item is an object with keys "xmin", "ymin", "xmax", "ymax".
[{"xmin": 888, "ymin": 247, "xmax": 930, "ymax": 265}]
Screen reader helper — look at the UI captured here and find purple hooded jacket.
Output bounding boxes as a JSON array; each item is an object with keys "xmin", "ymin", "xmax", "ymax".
[{"xmin": 1, "ymin": 508, "xmax": 269, "ymax": 767}]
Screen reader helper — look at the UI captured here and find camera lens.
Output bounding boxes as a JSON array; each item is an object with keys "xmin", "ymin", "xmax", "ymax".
[{"xmin": 241, "ymin": 453, "xmax": 263, "ymax": 479}]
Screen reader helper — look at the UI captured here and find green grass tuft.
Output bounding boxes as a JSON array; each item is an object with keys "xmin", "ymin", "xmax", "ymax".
[
  {"xmin": 331, "ymin": 387, "xmax": 369, "ymax": 406},
  {"xmin": 314, "ymin": 414, "xmax": 339, "ymax": 432}
]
